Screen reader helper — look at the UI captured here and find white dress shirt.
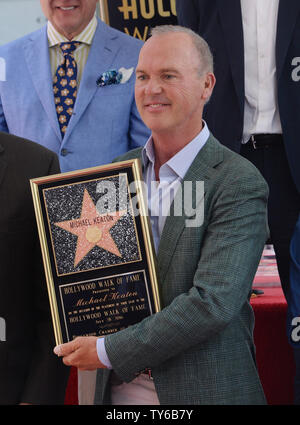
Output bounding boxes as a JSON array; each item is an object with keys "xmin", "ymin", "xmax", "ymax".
[
  {"xmin": 47, "ymin": 15, "xmax": 97, "ymax": 87},
  {"xmin": 142, "ymin": 122, "xmax": 209, "ymax": 252},
  {"xmin": 240, "ymin": 0, "xmax": 282, "ymax": 142}
]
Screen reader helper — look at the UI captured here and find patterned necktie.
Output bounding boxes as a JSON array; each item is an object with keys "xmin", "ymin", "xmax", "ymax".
[{"xmin": 53, "ymin": 41, "xmax": 81, "ymax": 138}]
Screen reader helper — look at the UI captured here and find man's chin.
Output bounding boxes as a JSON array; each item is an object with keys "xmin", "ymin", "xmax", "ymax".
[{"xmin": 54, "ymin": 20, "xmax": 83, "ymax": 39}]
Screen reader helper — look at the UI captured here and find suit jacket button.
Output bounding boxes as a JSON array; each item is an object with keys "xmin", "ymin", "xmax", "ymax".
[{"xmin": 61, "ymin": 148, "xmax": 68, "ymax": 156}]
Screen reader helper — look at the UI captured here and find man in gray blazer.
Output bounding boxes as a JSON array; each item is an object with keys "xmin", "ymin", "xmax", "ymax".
[{"xmin": 54, "ymin": 25, "xmax": 269, "ymax": 405}]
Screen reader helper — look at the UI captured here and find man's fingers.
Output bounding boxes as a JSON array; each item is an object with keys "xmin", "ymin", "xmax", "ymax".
[
  {"xmin": 53, "ymin": 344, "xmax": 63, "ymax": 356},
  {"xmin": 53, "ymin": 336, "xmax": 105, "ymax": 370},
  {"xmin": 61, "ymin": 351, "xmax": 78, "ymax": 367},
  {"xmin": 53, "ymin": 339, "xmax": 78, "ymax": 357}
]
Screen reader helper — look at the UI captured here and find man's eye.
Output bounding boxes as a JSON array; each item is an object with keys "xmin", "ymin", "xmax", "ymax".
[
  {"xmin": 137, "ymin": 75, "xmax": 147, "ymax": 80},
  {"xmin": 163, "ymin": 74, "xmax": 175, "ymax": 80}
]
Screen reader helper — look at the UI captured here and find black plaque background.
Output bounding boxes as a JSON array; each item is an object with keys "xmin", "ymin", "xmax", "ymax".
[
  {"xmin": 37, "ymin": 166, "xmax": 158, "ymax": 343},
  {"xmin": 59, "ymin": 270, "xmax": 152, "ymax": 341}
]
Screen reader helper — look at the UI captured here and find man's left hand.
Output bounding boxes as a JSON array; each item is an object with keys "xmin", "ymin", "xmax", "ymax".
[{"xmin": 53, "ymin": 336, "xmax": 106, "ymax": 370}]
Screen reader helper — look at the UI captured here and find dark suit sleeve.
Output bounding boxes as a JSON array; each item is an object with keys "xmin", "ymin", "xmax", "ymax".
[
  {"xmin": 176, "ymin": 0, "xmax": 200, "ymax": 31},
  {"xmin": 21, "ymin": 153, "xmax": 70, "ymax": 404}
]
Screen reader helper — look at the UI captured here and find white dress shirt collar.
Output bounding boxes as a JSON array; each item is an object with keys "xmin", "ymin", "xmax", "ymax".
[{"xmin": 142, "ymin": 121, "xmax": 210, "ymax": 180}]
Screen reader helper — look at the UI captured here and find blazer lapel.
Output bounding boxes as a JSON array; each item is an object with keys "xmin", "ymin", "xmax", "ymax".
[
  {"xmin": 217, "ymin": 0, "xmax": 244, "ymax": 114},
  {"xmin": 23, "ymin": 27, "xmax": 62, "ymax": 142},
  {"xmin": 157, "ymin": 136, "xmax": 223, "ymax": 283},
  {"xmin": 64, "ymin": 19, "xmax": 122, "ymax": 142},
  {"xmin": 0, "ymin": 142, "xmax": 7, "ymax": 189},
  {"xmin": 276, "ymin": 0, "xmax": 300, "ymax": 80}
]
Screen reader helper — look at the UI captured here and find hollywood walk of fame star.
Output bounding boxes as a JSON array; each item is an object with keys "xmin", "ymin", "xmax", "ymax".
[{"xmin": 54, "ymin": 188, "xmax": 127, "ymax": 267}]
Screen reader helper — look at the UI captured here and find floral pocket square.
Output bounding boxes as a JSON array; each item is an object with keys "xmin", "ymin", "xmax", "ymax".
[{"xmin": 96, "ymin": 67, "xmax": 134, "ymax": 87}]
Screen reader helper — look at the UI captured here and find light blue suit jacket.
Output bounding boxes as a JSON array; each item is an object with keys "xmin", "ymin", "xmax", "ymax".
[
  {"xmin": 95, "ymin": 135, "xmax": 269, "ymax": 405},
  {"xmin": 0, "ymin": 19, "xmax": 150, "ymax": 172}
]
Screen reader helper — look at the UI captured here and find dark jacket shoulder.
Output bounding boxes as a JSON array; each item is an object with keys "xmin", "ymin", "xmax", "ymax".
[{"xmin": 0, "ymin": 131, "xmax": 59, "ymax": 177}]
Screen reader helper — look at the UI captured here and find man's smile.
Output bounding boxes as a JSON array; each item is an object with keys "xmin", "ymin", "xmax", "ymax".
[{"xmin": 145, "ymin": 102, "xmax": 171, "ymax": 111}]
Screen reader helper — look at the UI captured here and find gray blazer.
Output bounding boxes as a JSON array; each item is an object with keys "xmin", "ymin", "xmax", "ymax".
[{"xmin": 94, "ymin": 134, "xmax": 269, "ymax": 405}]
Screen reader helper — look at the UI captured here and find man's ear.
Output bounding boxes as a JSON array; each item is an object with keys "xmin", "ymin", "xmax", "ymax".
[{"xmin": 202, "ymin": 72, "xmax": 216, "ymax": 102}]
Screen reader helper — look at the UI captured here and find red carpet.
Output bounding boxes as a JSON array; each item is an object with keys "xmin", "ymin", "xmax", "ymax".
[
  {"xmin": 65, "ymin": 367, "xmax": 78, "ymax": 405},
  {"xmin": 251, "ymin": 287, "xmax": 295, "ymax": 405}
]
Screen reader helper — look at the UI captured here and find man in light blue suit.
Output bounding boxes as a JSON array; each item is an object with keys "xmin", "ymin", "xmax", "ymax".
[{"xmin": 0, "ymin": 0, "xmax": 150, "ymax": 173}]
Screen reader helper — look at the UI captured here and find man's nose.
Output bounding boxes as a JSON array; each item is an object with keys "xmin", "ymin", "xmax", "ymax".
[{"xmin": 144, "ymin": 78, "xmax": 163, "ymax": 95}]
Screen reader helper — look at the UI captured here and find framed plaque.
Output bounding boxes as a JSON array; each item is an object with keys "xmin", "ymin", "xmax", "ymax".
[
  {"xmin": 30, "ymin": 159, "xmax": 161, "ymax": 345},
  {"xmin": 99, "ymin": 0, "xmax": 177, "ymax": 40}
]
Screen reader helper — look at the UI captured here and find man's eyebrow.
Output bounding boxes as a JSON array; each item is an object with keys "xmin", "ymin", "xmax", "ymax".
[{"xmin": 136, "ymin": 68, "xmax": 180, "ymax": 74}]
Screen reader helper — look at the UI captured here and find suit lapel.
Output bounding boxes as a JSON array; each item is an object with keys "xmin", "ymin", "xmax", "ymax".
[
  {"xmin": 0, "ymin": 142, "xmax": 7, "ymax": 190},
  {"xmin": 276, "ymin": 0, "xmax": 300, "ymax": 80},
  {"xmin": 23, "ymin": 27, "xmax": 62, "ymax": 142},
  {"xmin": 64, "ymin": 19, "xmax": 122, "ymax": 143},
  {"xmin": 217, "ymin": 0, "xmax": 244, "ymax": 114},
  {"xmin": 157, "ymin": 136, "xmax": 223, "ymax": 283}
]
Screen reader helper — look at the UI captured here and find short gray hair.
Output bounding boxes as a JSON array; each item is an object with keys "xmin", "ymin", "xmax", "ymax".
[{"xmin": 150, "ymin": 25, "xmax": 214, "ymax": 75}]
